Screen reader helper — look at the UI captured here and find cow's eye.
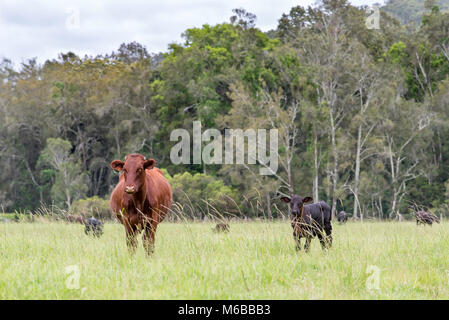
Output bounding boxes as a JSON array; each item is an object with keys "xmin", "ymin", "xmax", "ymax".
[{"xmin": 137, "ymin": 168, "xmax": 142, "ymax": 173}]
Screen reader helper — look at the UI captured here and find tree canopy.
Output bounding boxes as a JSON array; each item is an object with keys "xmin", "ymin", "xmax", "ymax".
[{"xmin": 1, "ymin": 1, "xmax": 449, "ymax": 220}]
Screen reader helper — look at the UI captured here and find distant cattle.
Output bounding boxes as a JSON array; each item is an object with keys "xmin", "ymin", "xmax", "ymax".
[
  {"xmin": 110, "ymin": 153, "xmax": 173, "ymax": 255},
  {"xmin": 416, "ymin": 211, "xmax": 439, "ymax": 226},
  {"xmin": 213, "ymin": 223, "xmax": 230, "ymax": 233},
  {"xmin": 84, "ymin": 217, "xmax": 104, "ymax": 237},
  {"xmin": 337, "ymin": 211, "xmax": 349, "ymax": 224},
  {"xmin": 281, "ymin": 195, "xmax": 332, "ymax": 252},
  {"xmin": 66, "ymin": 214, "xmax": 85, "ymax": 224}
]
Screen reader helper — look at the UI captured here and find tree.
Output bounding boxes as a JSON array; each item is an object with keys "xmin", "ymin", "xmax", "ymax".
[
  {"xmin": 347, "ymin": 55, "xmax": 397, "ymax": 219},
  {"xmin": 39, "ymin": 138, "xmax": 88, "ymax": 208},
  {"xmin": 379, "ymin": 100, "xmax": 433, "ymax": 219},
  {"xmin": 291, "ymin": 0, "xmax": 357, "ymax": 218}
]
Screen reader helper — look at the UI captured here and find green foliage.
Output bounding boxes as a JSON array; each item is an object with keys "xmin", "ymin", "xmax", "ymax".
[
  {"xmin": 163, "ymin": 169, "xmax": 239, "ymax": 219},
  {"xmin": 39, "ymin": 138, "xmax": 88, "ymax": 208},
  {"xmin": 1, "ymin": 1, "xmax": 449, "ymax": 221},
  {"xmin": 382, "ymin": 0, "xmax": 449, "ymax": 25},
  {"xmin": 70, "ymin": 196, "xmax": 111, "ymax": 220},
  {"xmin": 0, "ymin": 213, "xmax": 16, "ymax": 220},
  {"xmin": 388, "ymin": 41, "xmax": 408, "ymax": 64}
]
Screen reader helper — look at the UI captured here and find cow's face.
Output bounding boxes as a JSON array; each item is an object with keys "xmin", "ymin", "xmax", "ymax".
[
  {"xmin": 281, "ymin": 195, "xmax": 313, "ymax": 216},
  {"xmin": 110, "ymin": 154, "xmax": 155, "ymax": 195}
]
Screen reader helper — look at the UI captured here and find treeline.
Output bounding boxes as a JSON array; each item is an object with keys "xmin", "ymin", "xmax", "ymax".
[{"xmin": 1, "ymin": 0, "xmax": 449, "ymax": 220}]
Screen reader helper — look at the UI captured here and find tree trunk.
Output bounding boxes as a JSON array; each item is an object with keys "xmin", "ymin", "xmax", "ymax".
[
  {"xmin": 330, "ymin": 107, "xmax": 338, "ymax": 219},
  {"xmin": 390, "ymin": 189, "xmax": 397, "ymax": 220},
  {"xmin": 313, "ymin": 129, "xmax": 319, "ymax": 202},
  {"xmin": 378, "ymin": 196, "xmax": 383, "ymax": 220},
  {"xmin": 353, "ymin": 124, "xmax": 362, "ymax": 219},
  {"xmin": 66, "ymin": 190, "xmax": 71, "ymax": 210},
  {"xmin": 287, "ymin": 158, "xmax": 293, "ymax": 195},
  {"xmin": 24, "ymin": 158, "xmax": 43, "ymax": 204}
]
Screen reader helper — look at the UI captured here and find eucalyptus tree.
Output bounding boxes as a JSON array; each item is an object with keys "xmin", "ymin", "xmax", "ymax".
[{"xmin": 38, "ymin": 138, "xmax": 88, "ymax": 208}]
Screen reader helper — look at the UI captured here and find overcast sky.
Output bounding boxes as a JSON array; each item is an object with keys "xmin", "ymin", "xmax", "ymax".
[{"xmin": 1, "ymin": 0, "xmax": 385, "ymax": 65}]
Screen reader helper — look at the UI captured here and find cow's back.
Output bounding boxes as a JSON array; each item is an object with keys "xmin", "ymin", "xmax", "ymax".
[
  {"xmin": 304, "ymin": 201, "xmax": 332, "ymax": 225},
  {"xmin": 338, "ymin": 211, "xmax": 348, "ymax": 222}
]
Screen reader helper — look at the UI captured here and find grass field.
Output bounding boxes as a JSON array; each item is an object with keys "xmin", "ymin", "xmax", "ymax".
[{"xmin": 1, "ymin": 221, "xmax": 449, "ymax": 299}]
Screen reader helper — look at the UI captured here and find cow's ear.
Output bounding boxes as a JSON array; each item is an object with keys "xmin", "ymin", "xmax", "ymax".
[
  {"xmin": 281, "ymin": 197, "xmax": 291, "ymax": 203},
  {"xmin": 303, "ymin": 196, "xmax": 313, "ymax": 204},
  {"xmin": 110, "ymin": 160, "xmax": 124, "ymax": 172},
  {"xmin": 143, "ymin": 158, "xmax": 155, "ymax": 170}
]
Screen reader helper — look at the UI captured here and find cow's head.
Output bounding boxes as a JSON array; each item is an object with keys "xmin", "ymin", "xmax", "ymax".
[
  {"xmin": 110, "ymin": 154, "xmax": 155, "ymax": 195},
  {"xmin": 280, "ymin": 194, "xmax": 313, "ymax": 216}
]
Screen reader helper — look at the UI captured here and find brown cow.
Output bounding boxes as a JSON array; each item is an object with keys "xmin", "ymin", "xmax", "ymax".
[
  {"xmin": 213, "ymin": 223, "xmax": 230, "ymax": 233},
  {"xmin": 66, "ymin": 214, "xmax": 85, "ymax": 224},
  {"xmin": 110, "ymin": 154, "xmax": 173, "ymax": 255}
]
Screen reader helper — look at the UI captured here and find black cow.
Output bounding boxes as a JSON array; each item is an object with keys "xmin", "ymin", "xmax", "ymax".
[
  {"xmin": 416, "ymin": 211, "xmax": 439, "ymax": 226},
  {"xmin": 281, "ymin": 195, "xmax": 332, "ymax": 252},
  {"xmin": 337, "ymin": 211, "xmax": 349, "ymax": 224},
  {"xmin": 84, "ymin": 218, "xmax": 104, "ymax": 237}
]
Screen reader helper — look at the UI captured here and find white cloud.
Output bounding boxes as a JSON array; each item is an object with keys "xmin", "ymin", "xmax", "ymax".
[{"xmin": 0, "ymin": 0, "xmax": 385, "ymax": 64}]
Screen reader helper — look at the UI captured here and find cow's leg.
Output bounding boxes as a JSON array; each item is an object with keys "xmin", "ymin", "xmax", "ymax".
[
  {"xmin": 318, "ymin": 232, "xmax": 326, "ymax": 250},
  {"xmin": 324, "ymin": 223, "xmax": 332, "ymax": 249},
  {"xmin": 318, "ymin": 229, "xmax": 332, "ymax": 250},
  {"xmin": 293, "ymin": 232, "xmax": 301, "ymax": 251},
  {"xmin": 304, "ymin": 237, "xmax": 311, "ymax": 253},
  {"xmin": 143, "ymin": 222, "xmax": 157, "ymax": 255},
  {"xmin": 124, "ymin": 222, "xmax": 138, "ymax": 254}
]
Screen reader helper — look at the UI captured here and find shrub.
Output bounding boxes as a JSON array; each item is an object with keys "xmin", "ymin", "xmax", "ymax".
[
  {"xmin": 70, "ymin": 196, "xmax": 111, "ymax": 220},
  {"xmin": 161, "ymin": 169, "xmax": 239, "ymax": 220}
]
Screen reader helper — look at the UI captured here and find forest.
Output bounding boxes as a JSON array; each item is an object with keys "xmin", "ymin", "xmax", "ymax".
[{"xmin": 1, "ymin": 0, "xmax": 449, "ymax": 221}]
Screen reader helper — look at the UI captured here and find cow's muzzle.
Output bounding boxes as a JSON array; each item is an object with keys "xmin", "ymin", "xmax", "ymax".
[{"xmin": 125, "ymin": 186, "xmax": 136, "ymax": 194}]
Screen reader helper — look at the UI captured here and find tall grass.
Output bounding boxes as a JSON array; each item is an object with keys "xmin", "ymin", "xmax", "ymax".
[{"xmin": 0, "ymin": 221, "xmax": 448, "ymax": 299}]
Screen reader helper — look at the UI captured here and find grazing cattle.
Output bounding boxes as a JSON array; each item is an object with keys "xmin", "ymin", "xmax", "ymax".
[
  {"xmin": 416, "ymin": 211, "xmax": 439, "ymax": 226},
  {"xmin": 281, "ymin": 195, "xmax": 332, "ymax": 252},
  {"xmin": 84, "ymin": 217, "xmax": 103, "ymax": 237},
  {"xmin": 66, "ymin": 214, "xmax": 85, "ymax": 224},
  {"xmin": 337, "ymin": 211, "xmax": 349, "ymax": 224},
  {"xmin": 110, "ymin": 154, "xmax": 173, "ymax": 255},
  {"xmin": 213, "ymin": 223, "xmax": 230, "ymax": 233}
]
